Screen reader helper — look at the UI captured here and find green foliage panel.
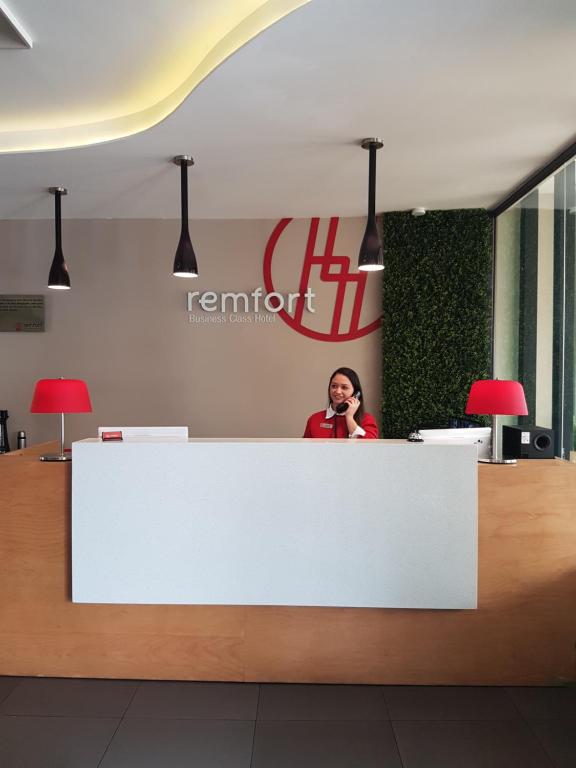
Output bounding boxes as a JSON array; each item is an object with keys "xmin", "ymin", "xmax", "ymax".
[{"xmin": 381, "ymin": 209, "xmax": 492, "ymax": 437}]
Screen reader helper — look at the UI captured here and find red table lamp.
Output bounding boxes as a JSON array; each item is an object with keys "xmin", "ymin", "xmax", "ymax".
[
  {"xmin": 30, "ymin": 378, "xmax": 92, "ymax": 461},
  {"xmin": 465, "ymin": 379, "xmax": 528, "ymax": 464}
]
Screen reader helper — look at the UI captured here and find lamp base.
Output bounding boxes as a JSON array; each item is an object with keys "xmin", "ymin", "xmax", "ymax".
[
  {"xmin": 39, "ymin": 453, "xmax": 71, "ymax": 462},
  {"xmin": 479, "ymin": 457, "xmax": 517, "ymax": 465}
]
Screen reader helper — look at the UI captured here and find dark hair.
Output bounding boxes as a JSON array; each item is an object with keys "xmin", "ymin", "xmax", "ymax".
[{"xmin": 328, "ymin": 367, "xmax": 365, "ymax": 422}]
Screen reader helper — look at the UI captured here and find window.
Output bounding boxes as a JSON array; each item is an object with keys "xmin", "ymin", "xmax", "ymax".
[{"xmin": 494, "ymin": 161, "xmax": 575, "ymax": 459}]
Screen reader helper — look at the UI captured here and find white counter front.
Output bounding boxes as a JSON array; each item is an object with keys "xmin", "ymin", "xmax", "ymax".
[{"xmin": 71, "ymin": 438, "xmax": 477, "ymax": 609}]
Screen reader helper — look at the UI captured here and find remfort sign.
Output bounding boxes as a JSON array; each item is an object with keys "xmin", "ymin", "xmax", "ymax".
[
  {"xmin": 188, "ymin": 286, "xmax": 315, "ymax": 313},
  {"xmin": 186, "ymin": 217, "xmax": 382, "ymax": 338},
  {"xmin": 187, "ymin": 287, "xmax": 315, "ymax": 324}
]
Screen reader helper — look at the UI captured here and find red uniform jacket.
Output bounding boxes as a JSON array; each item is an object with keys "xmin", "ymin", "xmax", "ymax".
[{"xmin": 303, "ymin": 410, "xmax": 379, "ymax": 439}]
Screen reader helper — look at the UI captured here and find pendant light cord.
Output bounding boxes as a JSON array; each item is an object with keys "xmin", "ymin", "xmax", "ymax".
[
  {"xmin": 54, "ymin": 191, "xmax": 62, "ymax": 250},
  {"xmin": 180, "ymin": 161, "xmax": 189, "ymax": 235},
  {"xmin": 368, "ymin": 144, "xmax": 376, "ymax": 217}
]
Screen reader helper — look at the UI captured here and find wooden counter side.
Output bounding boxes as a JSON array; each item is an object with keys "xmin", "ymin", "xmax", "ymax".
[{"xmin": 1, "ymin": 449, "xmax": 575, "ymax": 684}]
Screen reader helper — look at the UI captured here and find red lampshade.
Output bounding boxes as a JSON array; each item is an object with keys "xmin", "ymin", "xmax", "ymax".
[
  {"xmin": 30, "ymin": 379, "xmax": 92, "ymax": 414},
  {"xmin": 465, "ymin": 379, "xmax": 528, "ymax": 416}
]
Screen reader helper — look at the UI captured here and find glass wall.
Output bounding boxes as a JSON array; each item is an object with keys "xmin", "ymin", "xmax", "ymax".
[{"xmin": 494, "ymin": 161, "xmax": 575, "ymax": 459}]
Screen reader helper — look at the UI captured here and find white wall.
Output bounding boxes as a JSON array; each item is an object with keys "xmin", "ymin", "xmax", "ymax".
[{"xmin": 0, "ymin": 217, "xmax": 382, "ymax": 447}]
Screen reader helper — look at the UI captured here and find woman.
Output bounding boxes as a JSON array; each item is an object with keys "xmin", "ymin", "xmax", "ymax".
[{"xmin": 303, "ymin": 367, "xmax": 379, "ymax": 439}]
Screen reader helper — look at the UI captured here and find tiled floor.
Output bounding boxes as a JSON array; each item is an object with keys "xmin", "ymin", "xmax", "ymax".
[{"xmin": 1, "ymin": 677, "xmax": 575, "ymax": 767}]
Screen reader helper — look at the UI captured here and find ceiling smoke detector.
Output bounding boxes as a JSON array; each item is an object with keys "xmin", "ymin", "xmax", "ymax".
[{"xmin": 411, "ymin": 207, "xmax": 426, "ymax": 217}]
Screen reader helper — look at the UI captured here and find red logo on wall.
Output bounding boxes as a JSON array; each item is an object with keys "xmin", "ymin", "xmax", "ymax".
[{"xmin": 263, "ymin": 217, "xmax": 382, "ymax": 342}]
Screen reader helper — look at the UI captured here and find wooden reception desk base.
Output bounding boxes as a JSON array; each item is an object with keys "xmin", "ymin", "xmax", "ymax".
[{"xmin": 1, "ymin": 442, "xmax": 575, "ymax": 685}]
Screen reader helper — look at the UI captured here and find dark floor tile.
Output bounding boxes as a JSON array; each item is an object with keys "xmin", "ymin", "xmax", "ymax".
[
  {"xmin": 0, "ymin": 678, "xmax": 137, "ymax": 718},
  {"xmin": 393, "ymin": 720, "xmax": 553, "ymax": 768},
  {"xmin": 252, "ymin": 720, "xmax": 402, "ymax": 768},
  {"xmin": 0, "ymin": 715, "xmax": 118, "ymax": 768},
  {"xmin": 99, "ymin": 717, "xmax": 254, "ymax": 768},
  {"xmin": 0, "ymin": 677, "xmax": 21, "ymax": 705},
  {"xmin": 506, "ymin": 687, "xmax": 576, "ymax": 719},
  {"xmin": 383, "ymin": 685, "xmax": 520, "ymax": 720},
  {"xmin": 126, "ymin": 681, "xmax": 259, "ymax": 719},
  {"xmin": 258, "ymin": 683, "xmax": 388, "ymax": 721},
  {"xmin": 528, "ymin": 719, "xmax": 576, "ymax": 768}
]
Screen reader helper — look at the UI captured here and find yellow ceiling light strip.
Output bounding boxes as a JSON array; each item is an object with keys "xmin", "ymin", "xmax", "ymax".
[{"xmin": 0, "ymin": 0, "xmax": 310, "ymax": 154}]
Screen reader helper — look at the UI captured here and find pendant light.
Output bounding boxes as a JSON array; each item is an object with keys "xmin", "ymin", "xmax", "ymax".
[
  {"xmin": 172, "ymin": 155, "xmax": 198, "ymax": 278},
  {"xmin": 47, "ymin": 187, "xmax": 70, "ymax": 289},
  {"xmin": 358, "ymin": 138, "xmax": 384, "ymax": 272}
]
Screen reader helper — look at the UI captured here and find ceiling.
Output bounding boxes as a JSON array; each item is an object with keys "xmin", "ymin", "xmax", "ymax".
[{"xmin": 0, "ymin": 0, "xmax": 575, "ymax": 220}]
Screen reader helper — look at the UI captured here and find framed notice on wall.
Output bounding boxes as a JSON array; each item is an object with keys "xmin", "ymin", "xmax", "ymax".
[{"xmin": 0, "ymin": 295, "xmax": 45, "ymax": 332}]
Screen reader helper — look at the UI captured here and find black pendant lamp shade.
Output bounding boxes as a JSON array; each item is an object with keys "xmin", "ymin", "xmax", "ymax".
[
  {"xmin": 48, "ymin": 187, "xmax": 71, "ymax": 289},
  {"xmin": 358, "ymin": 138, "xmax": 384, "ymax": 272},
  {"xmin": 173, "ymin": 155, "xmax": 198, "ymax": 278}
]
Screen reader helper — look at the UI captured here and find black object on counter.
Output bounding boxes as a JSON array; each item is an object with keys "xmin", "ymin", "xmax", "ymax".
[
  {"xmin": 0, "ymin": 410, "xmax": 10, "ymax": 453},
  {"xmin": 502, "ymin": 425, "xmax": 555, "ymax": 459}
]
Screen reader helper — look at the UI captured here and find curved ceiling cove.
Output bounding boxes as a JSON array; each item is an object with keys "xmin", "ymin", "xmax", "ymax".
[{"xmin": 0, "ymin": 0, "xmax": 309, "ymax": 154}]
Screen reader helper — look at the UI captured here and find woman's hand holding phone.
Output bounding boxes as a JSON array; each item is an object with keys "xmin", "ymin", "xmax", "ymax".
[{"xmin": 336, "ymin": 391, "xmax": 361, "ymax": 415}]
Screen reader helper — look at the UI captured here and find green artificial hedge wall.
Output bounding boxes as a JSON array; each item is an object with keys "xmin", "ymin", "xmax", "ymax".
[{"xmin": 381, "ymin": 209, "xmax": 492, "ymax": 438}]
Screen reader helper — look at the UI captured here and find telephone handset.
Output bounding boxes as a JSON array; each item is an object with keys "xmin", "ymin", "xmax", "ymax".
[{"xmin": 335, "ymin": 391, "xmax": 361, "ymax": 414}]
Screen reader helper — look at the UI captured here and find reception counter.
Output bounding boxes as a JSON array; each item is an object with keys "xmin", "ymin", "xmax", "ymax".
[
  {"xmin": 1, "ymin": 440, "xmax": 575, "ymax": 684},
  {"xmin": 72, "ymin": 438, "xmax": 477, "ymax": 609}
]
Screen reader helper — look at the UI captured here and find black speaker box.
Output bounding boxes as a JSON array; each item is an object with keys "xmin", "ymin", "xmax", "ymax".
[{"xmin": 502, "ymin": 425, "xmax": 555, "ymax": 459}]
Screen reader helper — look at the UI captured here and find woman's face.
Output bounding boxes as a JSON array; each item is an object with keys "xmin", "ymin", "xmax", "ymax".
[{"xmin": 329, "ymin": 373, "xmax": 354, "ymax": 409}]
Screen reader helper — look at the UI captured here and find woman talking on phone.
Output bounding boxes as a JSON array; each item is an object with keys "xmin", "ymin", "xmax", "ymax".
[{"xmin": 303, "ymin": 367, "xmax": 379, "ymax": 439}]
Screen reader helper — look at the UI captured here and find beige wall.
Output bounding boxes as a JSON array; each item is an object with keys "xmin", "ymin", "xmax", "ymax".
[{"xmin": 0, "ymin": 217, "xmax": 382, "ymax": 447}]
